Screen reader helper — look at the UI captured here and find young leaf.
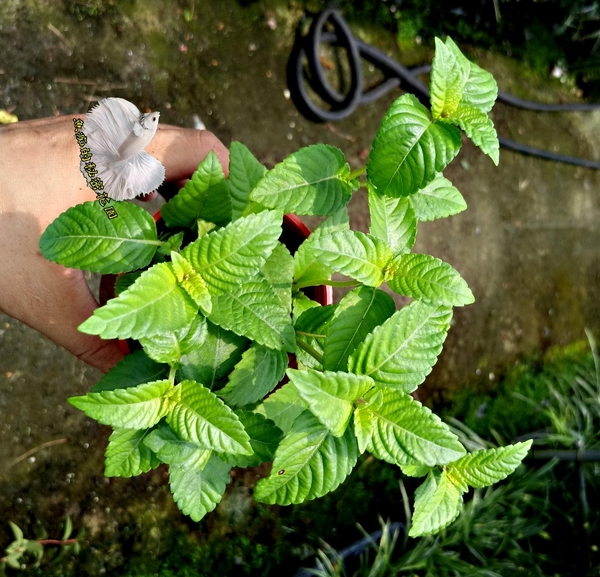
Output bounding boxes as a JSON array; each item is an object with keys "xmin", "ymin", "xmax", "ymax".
[
  {"xmin": 445, "ymin": 441, "xmax": 533, "ymax": 492},
  {"xmin": 353, "ymin": 403, "xmax": 374, "ymax": 454},
  {"xmin": 409, "ymin": 470, "xmax": 463, "ymax": 537},
  {"xmin": 348, "ymin": 301, "xmax": 453, "ymax": 393},
  {"xmin": 91, "ymin": 350, "xmax": 169, "ymax": 392},
  {"xmin": 387, "ymin": 254, "xmax": 474, "ymax": 307},
  {"xmin": 254, "ymin": 410, "xmax": 358, "ymax": 505},
  {"xmin": 365, "ymin": 388, "xmax": 465, "ymax": 466},
  {"xmin": 166, "ymin": 380, "xmax": 253, "ymax": 455},
  {"xmin": 79, "ymin": 262, "xmax": 198, "ymax": 340},
  {"xmin": 39, "ymin": 201, "xmax": 160, "ymax": 274},
  {"xmin": 171, "ymin": 252, "xmax": 212, "ymax": 315},
  {"xmin": 367, "ymin": 93, "xmax": 462, "ymax": 198},
  {"xmin": 292, "ymin": 292, "xmax": 321, "ymax": 321},
  {"xmin": 182, "ymin": 210, "xmax": 283, "ymax": 294},
  {"xmin": 368, "ymin": 187, "xmax": 417, "ymax": 257},
  {"xmin": 156, "ymin": 231, "xmax": 185, "ymax": 257},
  {"xmin": 228, "ymin": 141, "xmax": 267, "ymax": 219},
  {"xmin": 452, "ymin": 106, "xmax": 499, "ymax": 165},
  {"xmin": 169, "ymin": 454, "xmax": 231, "ymax": 522},
  {"xmin": 144, "ymin": 423, "xmax": 211, "ymax": 469},
  {"xmin": 429, "ymin": 37, "xmax": 468, "ymax": 121},
  {"xmin": 250, "ymin": 144, "xmax": 354, "ymax": 216},
  {"xmin": 288, "ymin": 368, "xmax": 374, "ymax": 437},
  {"xmin": 310, "ymin": 230, "xmax": 393, "ymax": 287},
  {"xmin": 209, "ymin": 276, "xmax": 295, "ymax": 352},
  {"xmin": 261, "ymin": 243, "xmax": 294, "ymax": 313},
  {"xmin": 104, "ymin": 428, "xmax": 160, "ymax": 478},
  {"xmin": 409, "ymin": 174, "xmax": 466, "ymax": 221},
  {"xmin": 69, "ymin": 380, "xmax": 173, "ymax": 429},
  {"xmin": 323, "ymin": 287, "xmax": 396, "ymax": 372},
  {"xmin": 218, "ymin": 343, "xmax": 288, "ymax": 407},
  {"xmin": 255, "ymin": 381, "xmax": 308, "ymax": 434},
  {"xmin": 161, "ymin": 151, "xmax": 231, "ymax": 228}
]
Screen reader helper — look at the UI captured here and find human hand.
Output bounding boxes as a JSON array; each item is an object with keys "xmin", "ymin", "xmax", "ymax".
[{"xmin": 0, "ymin": 115, "xmax": 229, "ymax": 372}]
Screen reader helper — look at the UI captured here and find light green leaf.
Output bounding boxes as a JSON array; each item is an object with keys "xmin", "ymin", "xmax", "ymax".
[
  {"xmin": 400, "ymin": 463, "xmax": 432, "ymax": 478},
  {"xmin": 156, "ymin": 231, "xmax": 185, "ymax": 257},
  {"xmin": 453, "ymin": 105, "xmax": 499, "ymax": 165},
  {"xmin": 39, "ymin": 201, "xmax": 159, "ymax": 274},
  {"xmin": 292, "ymin": 293, "xmax": 321, "ymax": 322},
  {"xmin": 169, "ymin": 454, "xmax": 231, "ymax": 522},
  {"xmin": 161, "ymin": 151, "xmax": 231, "ymax": 228},
  {"xmin": 288, "ymin": 369, "xmax": 374, "ymax": 437},
  {"xmin": 219, "ymin": 343, "xmax": 288, "ymax": 407},
  {"xmin": 295, "ymin": 304, "xmax": 337, "ymax": 369},
  {"xmin": 69, "ymin": 380, "xmax": 173, "ymax": 429},
  {"xmin": 348, "ymin": 301, "xmax": 452, "ymax": 393},
  {"xmin": 367, "ymin": 93, "xmax": 462, "ymax": 198},
  {"xmin": 255, "ymin": 381, "xmax": 308, "ymax": 434},
  {"xmin": 91, "ymin": 350, "xmax": 169, "ymax": 392},
  {"xmin": 104, "ymin": 428, "xmax": 160, "ymax": 478},
  {"xmin": 261, "ymin": 243, "xmax": 294, "ymax": 313},
  {"xmin": 310, "ymin": 230, "xmax": 392, "ymax": 287},
  {"xmin": 79, "ymin": 262, "xmax": 198, "ymax": 340},
  {"xmin": 323, "ymin": 287, "xmax": 395, "ymax": 372},
  {"xmin": 409, "ymin": 174, "xmax": 466, "ymax": 221},
  {"xmin": 171, "ymin": 252, "xmax": 212, "ymax": 315},
  {"xmin": 430, "ymin": 37, "xmax": 469, "ymax": 120},
  {"xmin": 250, "ymin": 144, "xmax": 354, "ymax": 216},
  {"xmin": 210, "ymin": 276, "xmax": 295, "ymax": 351},
  {"xmin": 182, "ymin": 210, "xmax": 283, "ymax": 294},
  {"xmin": 143, "ymin": 423, "xmax": 211, "ymax": 469},
  {"xmin": 354, "ymin": 403, "xmax": 374, "ymax": 454},
  {"xmin": 387, "ymin": 254, "xmax": 474, "ymax": 307},
  {"xmin": 167, "ymin": 380, "xmax": 252, "ymax": 455},
  {"xmin": 409, "ymin": 470, "xmax": 463, "ymax": 537},
  {"xmin": 228, "ymin": 141, "xmax": 267, "ymax": 219},
  {"xmin": 368, "ymin": 187, "xmax": 416, "ymax": 257},
  {"xmin": 254, "ymin": 410, "xmax": 358, "ymax": 505},
  {"xmin": 445, "ymin": 441, "xmax": 533, "ymax": 492}
]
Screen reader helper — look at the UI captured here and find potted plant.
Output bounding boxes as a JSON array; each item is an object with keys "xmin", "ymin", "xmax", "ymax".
[{"xmin": 39, "ymin": 38, "xmax": 531, "ymax": 538}]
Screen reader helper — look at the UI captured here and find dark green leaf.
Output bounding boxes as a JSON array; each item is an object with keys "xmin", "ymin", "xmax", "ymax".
[{"xmin": 91, "ymin": 350, "xmax": 169, "ymax": 392}]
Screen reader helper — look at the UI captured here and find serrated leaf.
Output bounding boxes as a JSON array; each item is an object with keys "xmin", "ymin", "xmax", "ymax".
[
  {"xmin": 182, "ymin": 211, "xmax": 282, "ymax": 294},
  {"xmin": 430, "ymin": 37, "xmax": 469, "ymax": 120},
  {"xmin": 39, "ymin": 201, "xmax": 160, "ymax": 274},
  {"xmin": 157, "ymin": 231, "xmax": 185, "ymax": 257},
  {"xmin": 453, "ymin": 105, "xmax": 499, "ymax": 165},
  {"xmin": 387, "ymin": 254, "xmax": 474, "ymax": 307},
  {"xmin": 69, "ymin": 380, "xmax": 173, "ymax": 429},
  {"xmin": 288, "ymin": 369, "xmax": 374, "ymax": 437},
  {"xmin": 115, "ymin": 271, "xmax": 143, "ymax": 296},
  {"xmin": 365, "ymin": 388, "xmax": 465, "ymax": 466},
  {"xmin": 310, "ymin": 230, "xmax": 392, "ymax": 287},
  {"xmin": 105, "ymin": 428, "xmax": 160, "ymax": 478},
  {"xmin": 349, "ymin": 301, "xmax": 452, "ymax": 393},
  {"xmin": 400, "ymin": 463, "xmax": 431, "ymax": 478},
  {"xmin": 167, "ymin": 380, "xmax": 252, "ymax": 455},
  {"xmin": 261, "ymin": 243, "xmax": 294, "ymax": 313},
  {"xmin": 409, "ymin": 470, "xmax": 463, "ymax": 537},
  {"xmin": 353, "ymin": 404, "xmax": 374, "ymax": 454},
  {"xmin": 79, "ymin": 262, "xmax": 198, "ymax": 340},
  {"xmin": 250, "ymin": 144, "xmax": 354, "ymax": 216},
  {"xmin": 228, "ymin": 141, "xmax": 267, "ymax": 219},
  {"xmin": 295, "ymin": 304, "xmax": 337, "ymax": 369},
  {"xmin": 323, "ymin": 287, "xmax": 395, "ymax": 372},
  {"xmin": 161, "ymin": 151, "xmax": 231, "ymax": 228},
  {"xmin": 91, "ymin": 350, "xmax": 169, "ymax": 392},
  {"xmin": 292, "ymin": 293, "xmax": 321, "ymax": 321},
  {"xmin": 143, "ymin": 423, "xmax": 211, "ymax": 469},
  {"xmin": 410, "ymin": 174, "xmax": 466, "ymax": 221},
  {"xmin": 367, "ymin": 94, "xmax": 462, "ymax": 198},
  {"xmin": 170, "ymin": 252, "xmax": 212, "ymax": 315},
  {"xmin": 255, "ymin": 381, "xmax": 308, "ymax": 434},
  {"xmin": 368, "ymin": 187, "xmax": 416, "ymax": 257},
  {"xmin": 219, "ymin": 343, "xmax": 288, "ymax": 407},
  {"xmin": 445, "ymin": 441, "xmax": 532, "ymax": 492},
  {"xmin": 169, "ymin": 454, "xmax": 231, "ymax": 522},
  {"xmin": 254, "ymin": 410, "xmax": 358, "ymax": 505}
]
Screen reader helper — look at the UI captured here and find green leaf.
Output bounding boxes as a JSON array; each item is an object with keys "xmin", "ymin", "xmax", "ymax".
[
  {"xmin": 228, "ymin": 141, "xmax": 267, "ymax": 219},
  {"xmin": 255, "ymin": 381, "xmax": 308, "ymax": 434},
  {"xmin": 39, "ymin": 201, "xmax": 159, "ymax": 274},
  {"xmin": 171, "ymin": 252, "xmax": 212, "ymax": 315},
  {"xmin": 79, "ymin": 262, "xmax": 198, "ymax": 340},
  {"xmin": 254, "ymin": 410, "xmax": 358, "ymax": 505},
  {"xmin": 91, "ymin": 350, "xmax": 169, "ymax": 392},
  {"xmin": 452, "ymin": 105, "xmax": 499, "ymax": 165},
  {"xmin": 288, "ymin": 369, "xmax": 374, "ymax": 437},
  {"xmin": 368, "ymin": 187, "xmax": 416, "ymax": 257},
  {"xmin": 445, "ymin": 441, "xmax": 532, "ymax": 492},
  {"xmin": 156, "ymin": 231, "xmax": 185, "ymax": 257},
  {"xmin": 354, "ymin": 403, "xmax": 374, "ymax": 454},
  {"xmin": 409, "ymin": 470, "xmax": 463, "ymax": 537},
  {"xmin": 400, "ymin": 463, "xmax": 431, "ymax": 478},
  {"xmin": 367, "ymin": 93, "xmax": 462, "ymax": 198},
  {"xmin": 323, "ymin": 287, "xmax": 395, "ymax": 372},
  {"xmin": 430, "ymin": 37, "xmax": 469, "ymax": 120},
  {"xmin": 182, "ymin": 211, "xmax": 283, "ymax": 294},
  {"xmin": 250, "ymin": 144, "xmax": 354, "ymax": 216},
  {"xmin": 169, "ymin": 454, "xmax": 231, "ymax": 522},
  {"xmin": 218, "ymin": 343, "xmax": 288, "ymax": 407},
  {"xmin": 167, "ymin": 380, "xmax": 252, "ymax": 455},
  {"xmin": 104, "ymin": 428, "xmax": 160, "ymax": 478},
  {"xmin": 177, "ymin": 320, "xmax": 248, "ymax": 390},
  {"xmin": 310, "ymin": 230, "xmax": 392, "ymax": 286},
  {"xmin": 161, "ymin": 151, "xmax": 231, "ymax": 228},
  {"xmin": 210, "ymin": 276, "xmax": 295, "ymax": 351},
  {"xmin": 115, "ymin": 271, "xmax": 143, "ymax": 296},
  {"xmin": 387, "ymin": 254, "xmax": 474, "ymax": 307},
  {"xmin": 292, "ymin": 292, "xmax": 321, "ymax": 321},
  {"xmin": 349, "ymin": 301, "xmax": 452, "ymax": 393},
  {"xmin": 365, "ymin": 388, "xmax": 465, "ymax": 466},
  {"xmin": 261, "ymin": 243, "xmax": 294, "ymax": 313},
  {"xmin": 295, "ymin": 304, "xmax": 337, "ymax": 369},
  {"xmin": 409, "ymin": 174, "xmax": 466, "ymax": 221},
  {"xmin": 69, "ymin": 380, "xmax": 173, "ymax": 429},
  {"xmin": 144, "ymin": 423, "xmax": 211, "ymax": 469}
]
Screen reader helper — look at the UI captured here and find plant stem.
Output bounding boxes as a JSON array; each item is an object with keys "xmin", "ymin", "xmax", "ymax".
[
  {"xmin": 348, "ymin": 165, "xmax": 367, "ymax": 181},
  {"xmin": 294, "ymin": 279, "xmax": 360, "ymax": 291},
  {"xmin": 296, "ymin": 331, "xmax": 327, "ymax": 339},
  {"xmin": 168, "ymin": 365, "xmax": 177, "ymax": 384},
  {"xmin": 296, "ymin": 339, "xmax": 323, "ymax": 364}
]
